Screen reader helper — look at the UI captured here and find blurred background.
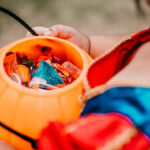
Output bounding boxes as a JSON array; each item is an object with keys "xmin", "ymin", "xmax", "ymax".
[{"xmin": 0, "ymin": 0, "xmax": 150, "ymax": 47}]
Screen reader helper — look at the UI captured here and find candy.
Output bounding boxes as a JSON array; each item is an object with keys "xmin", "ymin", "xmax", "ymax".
[
  {"xmin": 4, "ymin": 53, "xmax": 18, "ymax": 76},
  {"xmin": 52, "ymin": 63, "xmax": 74, "ymax": 84},
  {"xmin": 4, "ymin": 51, "xmax": 81, "ymax": 91},
  {"xmin": 37, "ymin": 55, "xmax": 53, "ymax": 64},
  {"xmin": 10, "ymin": 73, "xmax": 21, "ymax": 84},
  {"xmin": 16, "ymin": 65, "xmax": 30, "ymax": 83},
  {"xmin": 16, "ymin": 52, "xmax": 28, "ymax": 63},
  {"xmin": 30, "ymin": 65, "xmax": 36, "ymax": 77},
  {"xmin": 30, "ymin": 77, "xmax": 47, "ymax": 88},
  {"xmin": 32, "ymin": 60, "xmax": 64, "ymax": 86},
  {"xmin": 52, "ymin": 63, "xmax": 70, "ymax": 77},
  {"xmin": 62, "ymin": 61, "xmax": 81, "ymax": 79},
  {"xmin": 62, "ymin": 61, "xmax": 81, "ymax": 75},
  {"xmin": 52, "ymin": 56, "xmax": 62, "ymax": 64},
  {"xmin": 20, "ymin": 59, "xmax": 34, "ymax": 68},
  {"xmin": 16, "ymin": 52, "xmax": 34, "ymax": 68},
  {"xmin": 32, "ymin": 83, "xmax": 58, "ymax": 90}
]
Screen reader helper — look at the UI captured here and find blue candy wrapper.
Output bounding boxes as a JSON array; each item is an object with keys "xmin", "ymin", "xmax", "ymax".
[{"xmin": 32, "ymin": 60, "xmax": 64, "ymax": 86}]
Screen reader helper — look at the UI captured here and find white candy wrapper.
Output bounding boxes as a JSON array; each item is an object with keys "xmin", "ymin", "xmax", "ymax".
[{"xmin": 30, "ymin": 77, "xmax": 47, "ymax": 88}]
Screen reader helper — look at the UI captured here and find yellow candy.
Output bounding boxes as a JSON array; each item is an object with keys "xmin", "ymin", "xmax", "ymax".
[{"xmin": 16, "ymin": 65, "xmax": 29, "ymax": 83}]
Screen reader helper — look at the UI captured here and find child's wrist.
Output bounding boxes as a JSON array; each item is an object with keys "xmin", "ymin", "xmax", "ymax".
[
  {"xmin": 84, "ymin": 35, "xmax": 91, "ymax": 56},
  {"xmin": 87, "ymin": 36, "xmax": 91, "ymax": 55}
]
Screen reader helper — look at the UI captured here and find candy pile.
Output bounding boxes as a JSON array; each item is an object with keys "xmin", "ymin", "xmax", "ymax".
[{"xmin": 4, "ymin": 51, "xmax": 81, "ymax": 91}]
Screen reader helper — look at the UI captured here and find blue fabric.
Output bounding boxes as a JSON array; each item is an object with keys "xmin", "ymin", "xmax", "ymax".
[{"xmin": 81, "ymin": 86, "xmax": 150, "ymax": 138}]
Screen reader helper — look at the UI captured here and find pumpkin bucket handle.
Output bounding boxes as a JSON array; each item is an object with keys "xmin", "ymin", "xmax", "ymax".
[{"xmin": 0, "ymin": 6, "xmax": 38, "ymax": 36}]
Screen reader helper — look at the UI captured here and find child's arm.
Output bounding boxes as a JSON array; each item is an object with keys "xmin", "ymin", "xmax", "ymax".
[
  {"xmin": 26, "ymin": 25, "xmax": 131, "ymax": 58},
  {"xmin": 89, "ymin": 34, "xmax": 131, "ymax": 58}
]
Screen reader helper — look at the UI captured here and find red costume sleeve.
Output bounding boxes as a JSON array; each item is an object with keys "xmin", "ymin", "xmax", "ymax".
[{"xmin": 38, "ymin": 114, "xmax": 149, "ymax": 150}]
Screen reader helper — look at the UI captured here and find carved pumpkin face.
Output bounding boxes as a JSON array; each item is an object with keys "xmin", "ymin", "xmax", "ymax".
[{"xmin": 0, "ymin": 36, "xmax": 92, "ymax": 150}]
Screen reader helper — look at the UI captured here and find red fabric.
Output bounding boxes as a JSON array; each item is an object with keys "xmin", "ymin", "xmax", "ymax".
[
  {"xmin": 122, "ymin": 131, "xmax": 150, "ymax": 150},
  {"xmin": 37, "ymin": 122, "xmax": 74, "ymax": 150},
  {"xmin": 87, "ymin": 50, "xmax": 118, "ymax": 88},
  {"xmin": 87, "ymin": 28, "xmax": 150, "ymax": 88},
  {"xmin": 37, "ymin": 114, "xmax": 150, "ymax": 150}
]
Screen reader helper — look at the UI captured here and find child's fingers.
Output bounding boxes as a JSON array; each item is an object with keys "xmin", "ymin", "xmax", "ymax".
[
  {"xmin": 49, "ymin": 24, "xmax": 76, "ymax": 39},
  {"xmin": 26, "ymin": 25, "xmax": 76, "ymax": 39},
  {"xmin": 26, "ymin": 26, "xmax": 51, "ymax": 37},
  {"xmin": 25, "ymin": 25, "xmax": 89, "ymax": 53},
  {"xmin": 49, "ymin": 24, "xmax": 89, "ymax": 52}
]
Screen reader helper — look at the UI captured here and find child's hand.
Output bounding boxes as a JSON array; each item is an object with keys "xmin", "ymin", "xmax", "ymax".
[{"xmin": 26, "ymin": 25, "xmax": 90, "ymax": 54}]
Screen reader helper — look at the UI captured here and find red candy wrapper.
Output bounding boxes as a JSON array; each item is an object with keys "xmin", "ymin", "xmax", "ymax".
[
  {"xmin": 52, "ymin": 63, "xmax": 70, "ymax": 77},
  {"xmin": 52, "ymin": 63, "xmax": 72, "ymax": 84},
  {"xmin": 37, "ymin": 55, "xmax": 53, "ymax": 64},
  {"xmin": 4, "ymin": 53, "xmax": 18, "ymax": 76},
  {"xmin": 62, "ymin": 61, "xmax": 81, "ymax": 79},
  {"xmin": 62, "ymin": 61, "xmax": 81, "ymax": 74},
  {"xmin": 52, "ymin": 56, "xmax": 62, "ymax": 64}
]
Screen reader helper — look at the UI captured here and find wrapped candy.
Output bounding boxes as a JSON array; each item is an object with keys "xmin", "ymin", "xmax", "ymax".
[
  {"xmin": 52, "ymin": 63, "xmax": 70, "ymax": 77},
  {"xmin": 37, "ymin": 55, "xmax": 53, "ymax": 65},
  {"xmin": 30, "ymin": 65, "xmax": 36, "ymax": 77},
  {"xmin": 4, "ymin": 53, "xmax": 32, "ymax": 87},
  {"xmin": 4, "ymin": 51, "xmax": 81, "ymax": 91},
  {"xmin": 16, "ymin": 65, "xmax": 30, "ymax": 82},
  {"xmin": 62, "ymin": 61, "xmax": 81, "ymax": 79},
  {"xmin": 62, "ymin": 61, "xmax": 81, "ymax": 74},
  {"xmin": 30, "ymin": 77, "xmax": 47, "ymax": 88},
  {"xmin": 51, "ymin": 63, "xmax": 74, "ymax": 84},
  {"xmin": 16, "ymin": 64, "xmax": 30, "ymax": 87},
  {"xmin": 32, "ymin": 60, "xmax": 64, "ymax": 86},
  {"xmin": 52, "ymin": 56, "xmax": 62, "ymax": 64},
  {"xmin": 16, "ymin": 52, "xmax": 27, "ymax": 61},
  {"xmin": 32, "ymin": 83, "xmax": 58, "ymax": 90},
  {"xmin": 10, "ymin": 73, "xmax": 21, "ymax": 85},
  {"xmin": 20, "ymin": 59, "xmax": 34, "ymax": 68},
  {"xmin": 4, "ymin": 53, "xmax": 18, "ymax": 76}
]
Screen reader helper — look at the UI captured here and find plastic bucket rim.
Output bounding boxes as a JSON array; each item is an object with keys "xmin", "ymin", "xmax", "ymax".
[{"xmin": 0, "ymin": 36, "xmax": 88, "ymax": 96}]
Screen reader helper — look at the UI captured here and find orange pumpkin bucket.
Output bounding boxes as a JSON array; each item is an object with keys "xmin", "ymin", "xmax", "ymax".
[{"xmin": 0, "ymin": 36, "xmax": 92, "ymax": 150}]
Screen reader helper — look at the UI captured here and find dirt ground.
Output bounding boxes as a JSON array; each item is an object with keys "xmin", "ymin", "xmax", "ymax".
[{"xmin": 0, "ymin": 0, "xmax": 150, "ymax": 47}]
